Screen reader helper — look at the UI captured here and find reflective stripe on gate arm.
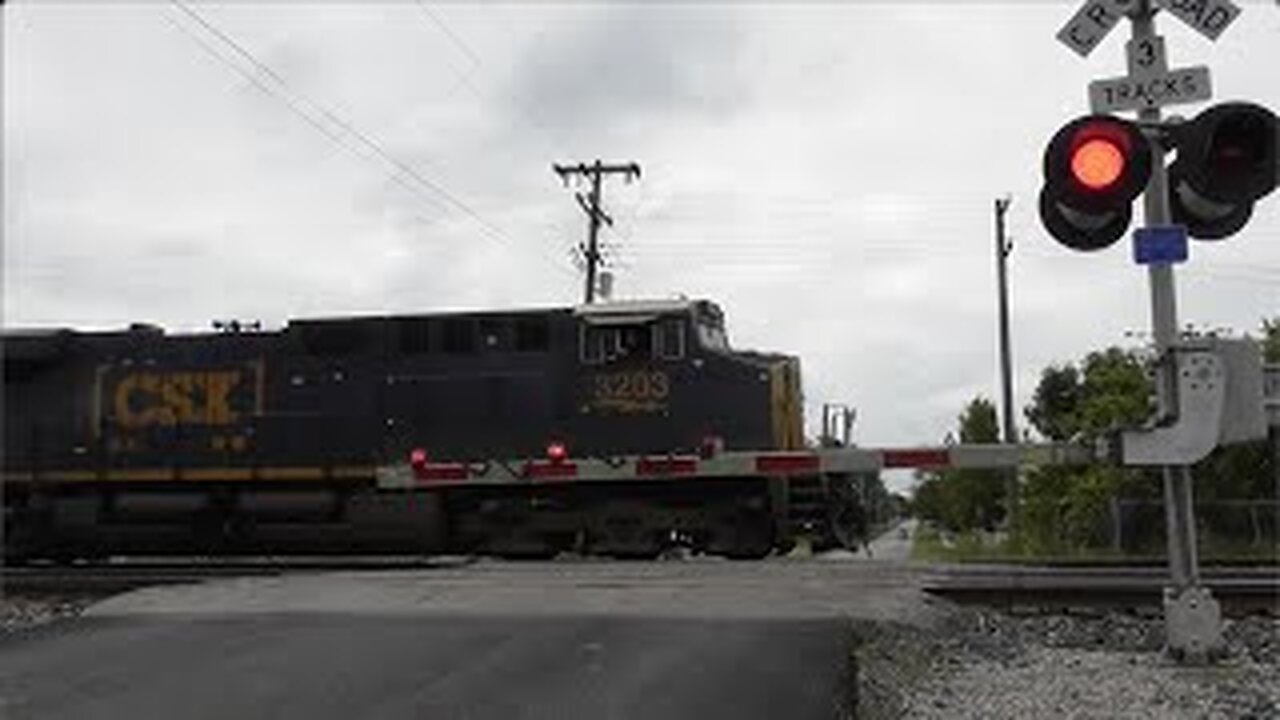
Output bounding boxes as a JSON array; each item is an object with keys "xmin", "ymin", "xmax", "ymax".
[
  {"xmin": 416, "ymin": 463, "xmax": 469, "ymax": 482},
  {"xmin": 881, "ymin": 449, "xmax": 950, "ymax": 469},
  {"xmin": 636, "ymin": 457, "xmax": 699, "ymax": 476},
  {"xmin": 755, "ymin": 453, "xmax": 820, "ymax": 474},
  {"xmin": 523, "ymin": 461, "xmax": 579, "ymax": 480}
]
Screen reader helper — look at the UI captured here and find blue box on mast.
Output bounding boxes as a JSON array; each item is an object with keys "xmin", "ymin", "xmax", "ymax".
[{"xmin": 1133, "ymin": 225, "xmax": 1189, "ymax": 265}]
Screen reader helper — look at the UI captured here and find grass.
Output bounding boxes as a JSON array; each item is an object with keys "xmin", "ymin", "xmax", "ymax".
[{"xmin": 908, "ymin": 524, "xmax": 1006, "ymax": 563}]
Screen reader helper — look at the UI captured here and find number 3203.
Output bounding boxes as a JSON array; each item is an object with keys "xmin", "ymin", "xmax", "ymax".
[{"xmin": 593, "ymin": 371, "xmax": 670, "ymax": 402}]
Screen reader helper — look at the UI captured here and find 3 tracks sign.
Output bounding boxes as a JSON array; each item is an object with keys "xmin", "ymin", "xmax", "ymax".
[{"xmin": 1088, "ymin": 65, "xmax": 1211, "ymax": 113}]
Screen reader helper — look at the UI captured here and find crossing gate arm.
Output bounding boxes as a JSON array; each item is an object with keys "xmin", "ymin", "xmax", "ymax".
[{"xmin": 375, "ymin": 442, "xmax": 1098, "ymax": 490}]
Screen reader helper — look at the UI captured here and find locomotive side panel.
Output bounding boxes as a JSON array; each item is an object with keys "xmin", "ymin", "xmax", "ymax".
[
  {"xmin": 3, "ymin": 332, "xmax": 88, "ymax": 474},
  {"xmin": 257, "ymin": 319, "xmax": 383, "ymax": 471},
  {"xmin": 379, "ymin": 310, "xmax": 576, "ymax": 462}
]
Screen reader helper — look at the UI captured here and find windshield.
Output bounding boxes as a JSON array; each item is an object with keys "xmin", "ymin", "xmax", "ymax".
[{"xmin": 696, "ymin": 321, "xmax": 729, "ymax": 352}]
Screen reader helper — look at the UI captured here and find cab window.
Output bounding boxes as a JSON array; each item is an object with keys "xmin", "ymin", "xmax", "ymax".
[
  {"xmin": 656, "ymin": 318, "xmax": 685, "ymax": 360},
  {"xmin": 580, "ymin": 322, "xmax": 654, "ymax": 364},
  {"xmin": 696, "ymin": 323, "xmax": 729, "ymax": 352},
  {"xmin": 694, "ymin": 302, "xmax": 730, "ymax": 352}
]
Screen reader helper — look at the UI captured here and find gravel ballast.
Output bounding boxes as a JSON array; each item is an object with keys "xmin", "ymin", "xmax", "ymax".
[
  {"xmin": 1, "ymin": 596, "xmax": 91, "ymax": 634},
  {"xmin": 854, "ymin": 607, "xmax": 1278, "ymax": 720}
]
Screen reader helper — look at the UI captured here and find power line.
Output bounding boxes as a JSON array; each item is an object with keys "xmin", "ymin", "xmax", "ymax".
[
  {"xmin": 402, "ymin": 0, "xmax": 589, "ymax": 284},
  {"xmin": 160, "ymin": 10, "xmax": 466, "ymax": 241},
  {"xmin": 605, "ymin": 177, "xmax": 650, "ymax": 247},
  {"xmin": 171, "ymin": 2, "xmax": 457, "ymax": 216},
  {"xmin": 401, "ymin": 1, "xmax": 587, "ymax": 279},
  {"xmin": 160, "ymin": 15, "xmax": 466, "ymax": 254},
  {"xmin": 406, "ymin": 1, "xmax": 571, "ymax": 161},
  {"xmin": 171, "ymin": 1, "xmax": 444, "ymax": 183},
  {"xmin": 164, "ymin": 1, "xmax": 575, "ymax": 280},
  {"xmin": 412, "ymin": 0, "xmax": 482, "ymax": 69},
  {"xmin": 159, "ymin": 11, "xmax": 354, "ymax": 158}
]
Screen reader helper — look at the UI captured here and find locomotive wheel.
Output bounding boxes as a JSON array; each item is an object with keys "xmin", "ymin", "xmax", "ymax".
[
  {"xmin": 709, "ymin": 507, "xmax": 775, "ymax": 560},
  {"xmin": 587, "ymin": 527, "xmax": 666, "ymax": 560},
  {"xmin": 586, "ymin": 504, "xmax": 667, "ymax": 559},
  {"xmin": 597, "ymin": 534, "xmax": 665, "ymax": 560},
  {"xmin": 723, "ymin": 528, "xmax": 774, "ymax": 560},
  {"xmin": 494, "ymin": 546, "xmax": 558, "ymax": 561},
  {"xmin": 484, "ymin": 529, "xmax": 561, "ymax": 560}
]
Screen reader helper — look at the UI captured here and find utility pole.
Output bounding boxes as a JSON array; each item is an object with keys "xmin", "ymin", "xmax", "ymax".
[
  {"xmin": 993, "ymin": 196, "xmax": 1018, "ymax": 535},
  {"xmin": 553, "ymin": 160, "xmax": 641, "ymax": 304}
]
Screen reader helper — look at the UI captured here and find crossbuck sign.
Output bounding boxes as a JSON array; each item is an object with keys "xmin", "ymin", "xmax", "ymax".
[{"xmin": 1058, "ymin": 0, "xmax": 1240, "ymax": 113}]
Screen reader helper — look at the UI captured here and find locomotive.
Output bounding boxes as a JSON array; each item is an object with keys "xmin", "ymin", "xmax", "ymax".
[{"xmin": 2, "ymin": 298, "xmax": 863, "ymax": 560}]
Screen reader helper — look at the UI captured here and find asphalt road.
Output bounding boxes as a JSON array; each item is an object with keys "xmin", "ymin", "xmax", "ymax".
[
  {"xmin": 864, "ymin": 519, "xmax": 917, "ymax": 562},
  {"xmin": 0, "ymin": 613, "xmax": 853, "ymax": 720},
  {"xmin": 0, "ymin": 554, "xmax": 926, "ymax": 719}
]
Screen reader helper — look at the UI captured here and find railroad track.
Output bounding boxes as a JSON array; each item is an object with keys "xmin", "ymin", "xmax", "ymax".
[
  {"xmin": 0, "ymin": 556, "xmax": 477, "ymax": 596},
  {"xmin": 922, "ymin": 564, "xmax": 1280, "ymax": 616}
]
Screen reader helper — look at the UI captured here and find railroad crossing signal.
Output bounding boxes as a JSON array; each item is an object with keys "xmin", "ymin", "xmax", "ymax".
[
  {"xmin": 1039, "ymin": 102, "xmax": 1278, "ymax": 250},
  {"xmin": 1050, "ymin": 0, "xmax": 1261, "ymax": 663},
  {"xmin": 1038, "ymin": 115, "xmax": 1152, "ymax": 251},
  {"xmin": 1046, "ymin": 0, "xmax": 1271, "ymax": 252}
]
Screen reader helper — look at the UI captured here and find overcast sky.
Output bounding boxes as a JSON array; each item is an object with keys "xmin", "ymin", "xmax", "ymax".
[{"xmin": 4, "ymin": 2, "xmax": 1278, "ymax": 490}]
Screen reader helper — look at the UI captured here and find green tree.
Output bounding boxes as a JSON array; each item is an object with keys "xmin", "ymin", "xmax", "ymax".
[
  {"xmin": 1024, "ymin": 348, "xmax": 1153, "ymax": 441},
  {"xmin": 1019, "ymin": 326, "xmax": 1277, "ymax": 556},
  {"xmin": 1019, "ymin": 347, "xmax": 1154, "ymax": 554},
  {"xmin": 1025, "ymin": 364, "xmax": 1081, "ymax": 441},
  {"xmin": 913, "ymin": 397, "xmax": 1005, "ymax": 532},
  {"xmin": 909, "ymin": 470, "xmax": 945, "ymax": 524},
  {"xmin": 1263, "ymin": 317, "xmax": 1279, "ymax": 362}
]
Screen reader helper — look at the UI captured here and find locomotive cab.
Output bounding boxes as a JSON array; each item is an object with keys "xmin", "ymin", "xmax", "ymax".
[
  {"xmin": 572, "ymin": 299, "xmax": 801, "ymax": 454},
  {"xmin": 575, "ymin": 298, "xmax": 724, "ymax": 366}
]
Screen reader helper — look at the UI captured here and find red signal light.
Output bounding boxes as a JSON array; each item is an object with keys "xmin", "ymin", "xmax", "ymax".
[
  {"xmin": 1039, "ymin": 114, "xmax": 1152, "ymax": 251},
  {"xmin": 409, "ymin": 448, "xmax": 428, "ymax": 469},
  {"xmin": 546, "ymin": 442, "xmax": 568, "ymax": 463},
  {"xmin": 1071, "ymin": 138, "xmax": 1126, "ymax": 190}
]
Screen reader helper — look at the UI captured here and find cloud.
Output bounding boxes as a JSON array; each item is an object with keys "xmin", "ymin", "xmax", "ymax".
[
  {"xmin": 507, "ymin": 5, "xmax": 749, "ymax": 143},
  {"xmin": 5, "ymin": 3, "xmax": 1278, "ymax": 496}
]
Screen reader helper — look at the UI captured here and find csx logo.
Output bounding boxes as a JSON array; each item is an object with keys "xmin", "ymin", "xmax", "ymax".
[{"xmin": 112, "ymin": 371, "xmax": 244, "ymax": 428}]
